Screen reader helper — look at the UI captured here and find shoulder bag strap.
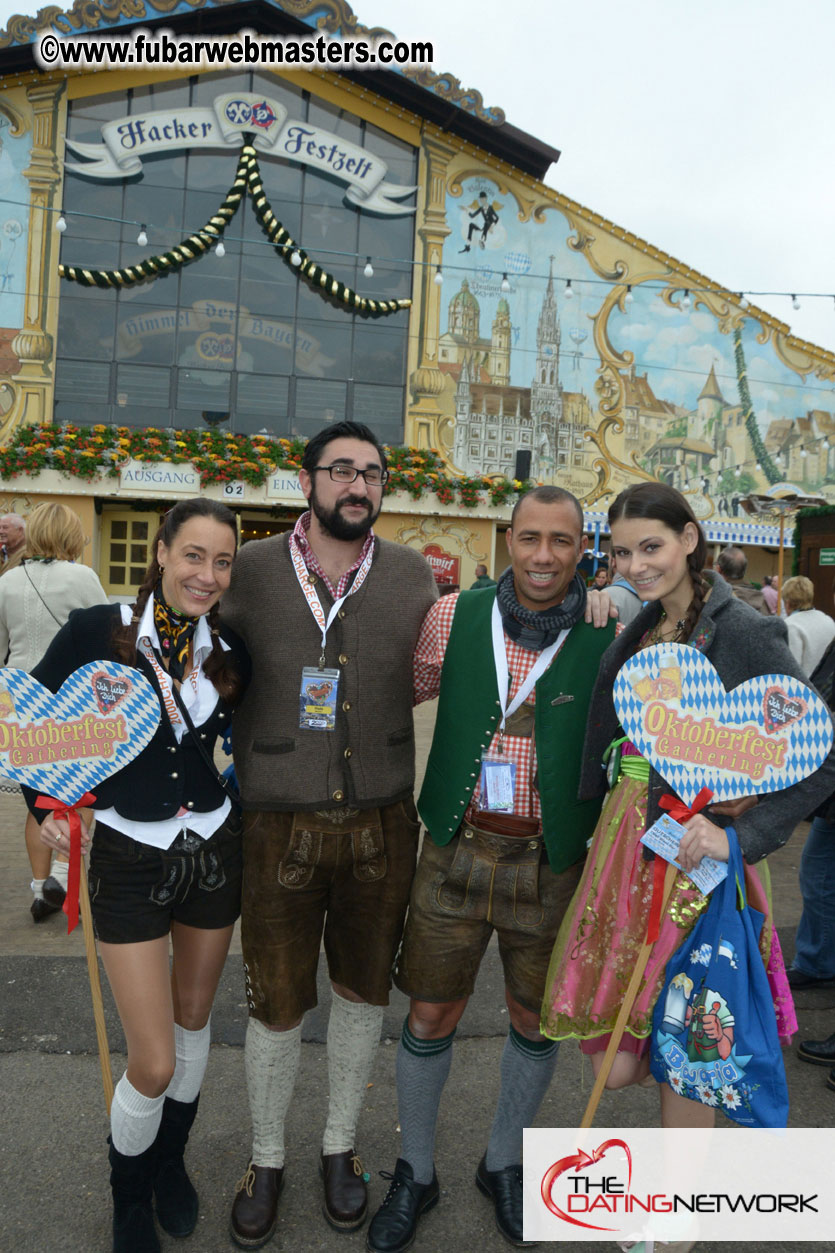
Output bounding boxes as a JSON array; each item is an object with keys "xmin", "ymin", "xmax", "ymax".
[
  {"xmin": 162, "ymin": 660, "xmax": 241, "ymax": 806},
  {"xmin": 22, "ymin": 563, "xmax": 63, "ymax": 628}
]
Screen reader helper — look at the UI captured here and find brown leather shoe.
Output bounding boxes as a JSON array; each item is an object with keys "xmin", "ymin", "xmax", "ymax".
[
  {"xmin": 321, "ymin": 1149, "xmax": 368, "ymax": 1231},
  {"xmin": 229, "ymin": 1162, "xmax": 284, "ymax": 1249}
]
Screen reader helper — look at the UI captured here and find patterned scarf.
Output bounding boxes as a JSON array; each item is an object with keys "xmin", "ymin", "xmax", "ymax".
[
  {"xmin": 153, "ymin": 587, "xmax": 198, "ymax": 682},
  {"xmin": 496, "ymin": 566, "xmax": 587, "ymax": 651}
]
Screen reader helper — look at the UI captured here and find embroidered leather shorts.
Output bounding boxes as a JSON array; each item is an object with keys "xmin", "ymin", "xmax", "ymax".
[
  {"xmin": 240, "ymin": 799, "xmax": 420, "ymax": 1027},
  {"xmin": 394, "ymin": 820, "xmax": 583, "ymax": 1012},
  {"xmin": 88, "ymin": 812, "xmax": 243, "ymax": 944}
]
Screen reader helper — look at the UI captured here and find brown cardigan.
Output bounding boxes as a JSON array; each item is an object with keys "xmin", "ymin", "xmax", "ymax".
[{"xmin": 221, "ymin": 532, "xmax": 437, "ymax": 811}]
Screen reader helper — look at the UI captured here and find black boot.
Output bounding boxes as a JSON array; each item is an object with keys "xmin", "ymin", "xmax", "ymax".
[
  {"xmin": 108, "ymin": 1138, "xmax": 161, "ymax": 1253},
  {"xmin": 153, "ymin": 1095, "xmax": 200, "ymax": 1237}
]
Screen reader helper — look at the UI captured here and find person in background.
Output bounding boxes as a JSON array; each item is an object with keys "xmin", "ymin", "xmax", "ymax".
[
  {"xmin": 606, "ymin": 559, "xmax": 643, "ymax": 627},
  {"xmin": 0, "ymin": 502, "xmax": 108, "ymax": 921},
  {"xmin": 0, "ymin": 512, "xmax": 26, "ymax": 575},
  {"xmin": 28, "ymin": 497, "xmax": 249, "ymax": 1253},
  {"xmin": 590, "ymin": 566, "xmax": 609, "ymax": 590},
  {"xmin": 786, "ymin": 597, "xmax": 835, "ymax": 994},
  {"xmin": 781, "ymin": 575, "xmax": 835, "ymax": 675},
  {"xmin": 469, "ymin": 562, "xmax": 496, "ymax": 590},
  {"xmin": 715, "ymin": 546, "xmax": 769, "ymax": 614},
  {"xmin": 762, "ymin": 574, "xmax": 780, "ymax": 615}
]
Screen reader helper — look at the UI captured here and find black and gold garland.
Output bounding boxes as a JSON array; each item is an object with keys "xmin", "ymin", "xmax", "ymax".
[{"xmin": 58, "ymin": 142, "xmax": 411, "ymax": 320}]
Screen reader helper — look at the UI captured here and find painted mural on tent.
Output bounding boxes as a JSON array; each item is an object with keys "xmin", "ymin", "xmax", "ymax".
[
  {"xmin": 0, "ymin": 104, "xmax": 31, "ymax": 393},
  {"xmin": 427, "ymin": 171, "xmax": 835, "ymax": 520}
]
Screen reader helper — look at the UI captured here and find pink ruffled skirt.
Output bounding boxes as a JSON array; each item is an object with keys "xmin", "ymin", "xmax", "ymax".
[{"xmin": 540, "ymin": 776, "xmax": 797, "ymax": 1051}]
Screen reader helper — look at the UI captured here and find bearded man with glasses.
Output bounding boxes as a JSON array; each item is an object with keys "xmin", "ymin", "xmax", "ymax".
[{"xmin": 221, "ymin": 420, "xmax": 437, "ymax": 1248}]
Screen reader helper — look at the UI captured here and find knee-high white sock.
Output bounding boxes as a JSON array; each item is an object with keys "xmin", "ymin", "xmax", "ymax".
[
  {"xmin": 164, "ymin": 1020, "xmax": 211, "ymax": 1104},
  {"xmin": 245, "ymin": 1017, "xmax": 301, "ymax": 1169},
  {"xmin": 110, "ymin": 1074, "xmax": 165, "ymax": 1156},
  {"xmin": 49, "ymin": 859, "xmax": 69, "ymax": 888},
  {"xmin": 323, "ymin": 991, "xmax": 383, "ymax": 1155}
]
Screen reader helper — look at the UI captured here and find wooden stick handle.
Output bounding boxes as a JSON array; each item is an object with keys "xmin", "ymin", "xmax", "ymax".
[
  {"xmin": 78, "ymin": 860, "xmax": 114, "ymax": 1114},
  {"xmin": 580, "ymin": 861, "xmax": 678, "ymax": 1129}
]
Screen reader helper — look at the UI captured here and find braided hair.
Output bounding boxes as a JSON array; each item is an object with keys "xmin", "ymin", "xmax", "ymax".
[
  {"xmin": 111, "ymin": 498, "xmax": 244, "ymax": 704},
  {"xmin": 608, "ymin": 482, "xmax": 708, "ymax": 642}
]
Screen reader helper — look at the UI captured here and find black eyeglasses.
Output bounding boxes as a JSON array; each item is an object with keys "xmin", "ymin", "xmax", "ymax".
[{"xmin": 310, "ymin": 464, "xmax": 389, "ymax": 486}]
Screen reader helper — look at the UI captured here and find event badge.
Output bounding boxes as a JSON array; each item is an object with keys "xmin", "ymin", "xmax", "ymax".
[
  {"xmin": 479, "ymin": 752, "xmax": 516, "ymax": 811},
  {"xmin": 299, "ymin": 667, "xmax": 340, "ymax": 731}
]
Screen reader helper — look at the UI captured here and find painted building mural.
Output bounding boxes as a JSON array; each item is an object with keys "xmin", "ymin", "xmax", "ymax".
[
  {"xmin": 0, "ymin": 0, "xmax": 834, "ymax": 547},
  {"xmin": 407, "ymin": 164, "xmax": 835, "ymax": 521}
]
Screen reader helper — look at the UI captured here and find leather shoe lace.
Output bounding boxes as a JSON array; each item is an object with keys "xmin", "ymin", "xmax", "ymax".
[
  {"xmin": 229, "ymin": 1161, "xmax": 284, "ymax": 1250},
  {"xmin": 475, "ymin": 1154, "xmax": 536, "ymax": 1247},
  {"xmin": 321, "ymin": 1149, "xmax": 369, "ymax": 1230},
  {"xmin": 366, "ymin": 1158, "xmax": 439, "ymax": 1253}
]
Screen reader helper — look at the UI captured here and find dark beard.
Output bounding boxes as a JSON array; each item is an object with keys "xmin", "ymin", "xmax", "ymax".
[{"xmin": 310, "ymin": 486, "xmax": 379, "ymax": 541}]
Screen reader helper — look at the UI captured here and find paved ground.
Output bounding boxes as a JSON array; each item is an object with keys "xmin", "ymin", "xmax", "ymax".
[{"xmin": 1, "ymin": 700, "xmax": 834, "ymax": 1252}]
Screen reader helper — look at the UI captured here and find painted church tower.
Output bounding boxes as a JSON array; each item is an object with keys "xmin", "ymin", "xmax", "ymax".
[{"xmin": 530, "ymin": 256, "xmax": 563, "ymax": 472}]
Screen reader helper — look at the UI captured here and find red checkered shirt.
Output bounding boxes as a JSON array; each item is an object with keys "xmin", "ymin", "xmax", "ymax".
[
  {"xmin": 291, "ymin": 510, "xmax": 376, "ymax": 599},
  {"xmin": 414, "ymin": 592, "xmax": 572, "ymax": 827}
]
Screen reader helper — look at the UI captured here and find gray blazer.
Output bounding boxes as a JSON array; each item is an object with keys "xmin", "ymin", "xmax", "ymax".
[{"xmin": 580, "ymin": 572, "xmax": 835, "ymax": 863}]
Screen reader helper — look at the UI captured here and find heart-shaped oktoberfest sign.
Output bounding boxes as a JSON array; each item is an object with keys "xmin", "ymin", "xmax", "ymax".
[
  {"xmin": 613, "ymin": 643, "xmax": 833, "ymax": 806},
  {"xmin": 0, "ymin": 661, "xmax": 161, "ymax": 803}
]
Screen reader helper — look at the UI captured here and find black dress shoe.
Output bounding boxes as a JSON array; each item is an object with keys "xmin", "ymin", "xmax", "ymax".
[
  {"xmin": 786, "ymin": 967, "xmax": 835, "ymax": 990},
  {"xmin": 229, "ymin": 1162, "xmax": 284, "ymax": 1249},
  {"xmin": 321, "ymin": 1149, "xmax": 368, "ymax": 1231},
  {"xmin": 475, "ymin": 1154, "xmax": 536, "ymax": 1247},
  {"xmin": 797, "ymin": 1032, "xmax": 835, "ymax": 1066},
  {"xmin": 42, "ymin": 876, "xmax": 67, "ymax": 909},
  {"xmin": 30, "ymin": 897, "xmax": 60, "ymax": 923},
  {"xmin": 366, "ymin": 1158, "xmax": 439, "ymax": 1253}
]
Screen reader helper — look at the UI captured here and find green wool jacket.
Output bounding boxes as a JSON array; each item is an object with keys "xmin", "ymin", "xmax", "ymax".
[{"xmin": 418, "ymin": 588, "xmax": 615, "ymax": 872}]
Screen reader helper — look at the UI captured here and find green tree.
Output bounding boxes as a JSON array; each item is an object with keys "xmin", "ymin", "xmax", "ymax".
[{"xmin": 717, "ymin": 468, "xmax": 756, "ymax": 496}]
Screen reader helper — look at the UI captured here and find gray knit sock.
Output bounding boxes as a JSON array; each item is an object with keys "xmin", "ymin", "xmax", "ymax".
[
  {"xmin": 244, "ymin": 1017, "xmax": 301, "ymax": 1169},
  {"xmin": 485, "ymin": 1025, "xmax": 559, "ymax": 1170},
  {"xmin": 323, "ymin": 991, "xmax": 383, "ymax": 1154},
  {"xmin": 396, "ymin": 1017, "xmax": 455, "ymax": 1185}
]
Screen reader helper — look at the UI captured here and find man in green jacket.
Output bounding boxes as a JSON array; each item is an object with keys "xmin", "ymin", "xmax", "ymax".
[
  {"xmin": 367, "ymin": 486, "xmax": 615, "ymax": 1253},
  {"xmin": 469, "ymin": 563, "xmax": 497, "ymax": 589}
]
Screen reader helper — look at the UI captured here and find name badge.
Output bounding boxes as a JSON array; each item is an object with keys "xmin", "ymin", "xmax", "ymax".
[
  {"xmin": 479, "ymin": 752, "xmax": 516, "ymax": 812},
  {"xmin": 299, "ymin": 667, "xmax": 340, "ymax": 731}
]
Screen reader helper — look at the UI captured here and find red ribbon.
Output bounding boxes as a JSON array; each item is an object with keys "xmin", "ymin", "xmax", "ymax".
[
  {"xmin": 36, "ymin": 793, "xmax": 96, "ymax": 933},
  {"xmin": 645, "ymin": 788, "xmax": 714, "ymax": 942},
  {"xmin": 658, "ymin": 787, "xmax": 714, "ymax": 825}
]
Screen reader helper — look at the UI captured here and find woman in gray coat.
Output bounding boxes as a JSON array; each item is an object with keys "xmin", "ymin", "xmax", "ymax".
[{"xmin": 542, "ymin": 483, "xmax": 835, "ymax": 1142}]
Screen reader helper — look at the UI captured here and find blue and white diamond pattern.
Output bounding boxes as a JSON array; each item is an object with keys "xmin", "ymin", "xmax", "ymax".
[
  {"xmin": 613, "ymin": 643, "xmax": 833, "ymax": 805},
  {"xmin": 0, "ymin": 662, "xmax": 161, "ymax": 804}
]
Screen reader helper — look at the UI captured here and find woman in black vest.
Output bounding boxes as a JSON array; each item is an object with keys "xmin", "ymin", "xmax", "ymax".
[{"xmin": 28, "ymin": 497, "xmax": 249, "ymax": 1253}]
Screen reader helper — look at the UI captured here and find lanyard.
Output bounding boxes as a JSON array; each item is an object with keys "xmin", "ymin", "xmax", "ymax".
[
  {"xmin": 490, "ymin": 600, "xmax": 568, "ymax": 743},
  {"xmin": 289, "ymin": 533, "xmax": 375, "ymax": 666},
  {"xmin": 144, "ymin": 641, "xmax": 199, "ymax": 732}
]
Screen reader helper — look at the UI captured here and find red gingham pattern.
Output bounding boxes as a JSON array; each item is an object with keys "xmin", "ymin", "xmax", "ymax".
[{"xmin": 292, "ymin": 510, "xmax": 376, "ymax": 600}]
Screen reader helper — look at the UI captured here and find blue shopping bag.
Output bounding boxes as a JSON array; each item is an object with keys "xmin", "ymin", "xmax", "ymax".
[{"xmin": 650, "ymin": 827, "xmax": 788, "ymax": 1128}]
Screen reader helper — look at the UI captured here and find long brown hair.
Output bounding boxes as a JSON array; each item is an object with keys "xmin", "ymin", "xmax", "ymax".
[
  {"xmin": 111, "ymin": 498, "xmax": 243, "ymax": 703},
  {"xmin": 608, "ymin": 482, "xmax": 708, "ymax": 641}
]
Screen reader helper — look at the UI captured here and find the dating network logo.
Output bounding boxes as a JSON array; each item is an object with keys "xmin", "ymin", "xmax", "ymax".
[{"xmin": 541, "ymin": 1138, "xmax": 632, "ymax": 1232}]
